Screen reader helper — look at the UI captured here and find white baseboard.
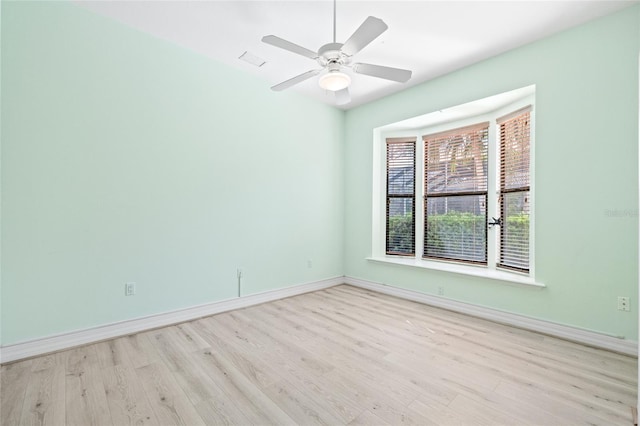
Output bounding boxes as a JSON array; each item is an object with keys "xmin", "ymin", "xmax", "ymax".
[
  {"xmin": 0, "ymin": 276, "xmax": 344, "ymax": 364},
  {"xmin": 3, "ymin": 275, "xmax": 636, "ymax": 363},
  {"xmin": 344, "ymin": 276, "xmax": 638, "ymax": 356}
]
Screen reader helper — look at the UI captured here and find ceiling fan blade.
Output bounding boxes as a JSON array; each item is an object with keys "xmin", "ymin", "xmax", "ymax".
[
  {"xmin": 341, "ymin": 16, "xmax": 388, "ymax": 57},
  {"xmin": 262, "ymin": 35, "xmax": 318, "ymax": 60},
  {"xmin": 335, "ymin": 87, "xmax": 351, "ymax": 105},
  {"xmin": 271, "ymin": 69, "xmax": 321, "ymax": 91},
  {"xmin": 352, "ymin": 63, "xmax": 412, "ymax": 83}
]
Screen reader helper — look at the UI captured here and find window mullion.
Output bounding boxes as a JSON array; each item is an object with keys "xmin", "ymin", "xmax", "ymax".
[
  {"xmin": 487, "ymin": 121, "xmax": 499, "ymax": 269},
  {"xmin": 415, "ymin": 133, "xmax": 425, "ymax": 259}
]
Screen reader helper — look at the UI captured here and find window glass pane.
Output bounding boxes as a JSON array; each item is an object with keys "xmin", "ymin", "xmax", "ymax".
[
  {"xmin": 425, "ymin": 195, "xmax": 487, "ymax": 263},
  {"xmin": 387, "ymin": 198, "xmax": 414, "ymax": 255},
  {"xmin": 500, "ymin": 191, "xmax": 530, "ymax": 271}
]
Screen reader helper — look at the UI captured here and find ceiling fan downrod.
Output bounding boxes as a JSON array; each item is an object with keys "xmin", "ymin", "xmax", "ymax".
[{"xmin": 333, "ymin": 0, "xmax": 337, "ymax": 43}]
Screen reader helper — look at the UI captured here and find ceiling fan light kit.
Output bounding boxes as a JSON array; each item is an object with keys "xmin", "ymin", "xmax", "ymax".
[
  {"xmin": 261, "ymin": 0, "xmax": 412, "ymax": 105},
  {"xmin": 319, "ymin": 71, "xmax": 351, "ymax": 91}
]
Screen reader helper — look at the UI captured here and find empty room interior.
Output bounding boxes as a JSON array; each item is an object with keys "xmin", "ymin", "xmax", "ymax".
[{"xmin": 1, "ymin": 1, "xmax": 640, "ymax": 425}]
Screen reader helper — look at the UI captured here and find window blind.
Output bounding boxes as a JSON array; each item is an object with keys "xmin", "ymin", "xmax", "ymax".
[
  {"xmin": 498, "ymin": 107, "xmax": 531, "ymax": 272},
  {"xmin": 423, "ymin": 123, "xmax": 489, "ymax": 264},
  {"xmin": 386, "ymin": 138, "xmax": 416, "ymax": 256}
]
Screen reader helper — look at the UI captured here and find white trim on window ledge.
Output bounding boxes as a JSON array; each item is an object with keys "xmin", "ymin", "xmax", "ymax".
[{"xmin": 366, "ymin": 256, "xmax": 545, "ymax": 288}]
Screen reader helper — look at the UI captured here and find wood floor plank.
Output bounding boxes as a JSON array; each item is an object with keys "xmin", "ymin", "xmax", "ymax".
[
  {"xmin": 29, "ymin": 354, "xmax": 61, "ymax": 373},
  {"xmin": 244, "ymin": 304, "xmax": 313, "ymax": 343},
  {"xmin": 408, "ymin": 397, "xmax": 472, "ymax": 426},
  {"xmin": 348, "ymin": 409, "xmax": 391, "ymax": 426},
  {"xmin": 193, "ymin": 348, "xmax": 297, "ymax": 425},
  {"xmin": 321, "ymin": 368, "xmax": 439, "ymax": 426},
  {"xmin": 118, "ymin": 333, "xmax": 161, "ymax": 369},
  {"xmin": 145, "ymin": 328, "xmax": 198, "ymax": 374},
  {"xmin": 93, "ymin": 338, "xmax": 131, "ymax": 370},
  {"xmin": 0, "ymin": 360, "xmax": 32, "ymax": 425},
  {"xmin": 193, "ymin": 397, "xmax": 251, "ymax": 426},
  {"xmin": 215, "ymin": 309, "xmax": 335, "ymax": 377},
  {"xmin": 145, "ymin": 329, "xmax": 226, "ymax": 407},
  {"xmin": 191, "ymin": 318, "xmax": 279, "ymax": 390},
  {"xmin": 64, "ymin": 346, "xmax": 113, "ymax": 426},
  {"xmin": 101, "ymin": 364, "xmax": 158, "ymax": 425},
  {"xmin": 447, "ymin": 394, "xmax": 525, "ymax": 426},
  {"xmin": 18, "ymin": 363, "xmax": 65, "ymax": 426},
  {"xmin": 264, "ymin": 301, "xmax": 391, "ymax": 359},
  {"xmin": 1, "ymin": 285, "xmax": 636, "ymax": 425},
  {"xmin": 167, "ymin": 348, "xmax": 255, "ymax": 425},
  {"xmin": 135, "ymin": 362, "xmax": 205, "ymax": 426},
  {"xmin": 169, "ymin": 323, "xmax": 210, "ymax": 352},
  {"xmin": 260, "ymin": 378, "xmax": 349, "ymax": 426}
]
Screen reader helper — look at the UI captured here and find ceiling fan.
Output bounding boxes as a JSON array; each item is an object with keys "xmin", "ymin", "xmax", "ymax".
[{"xmin": 262, "ymin": 0, "xmax": 412, "ymax": 106}]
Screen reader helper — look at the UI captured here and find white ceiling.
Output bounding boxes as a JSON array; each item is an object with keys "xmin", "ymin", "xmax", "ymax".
[{"xmin": 77, "ymin": 1, "xmax": 636, "ymax": 109}]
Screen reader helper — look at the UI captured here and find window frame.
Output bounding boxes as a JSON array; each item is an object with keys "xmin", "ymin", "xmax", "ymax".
[
  {"xmin": 385, "ymin": 137, "xmax": 416, "ymax": 256},
  {"xmin": 497, "ymin": 107, "xmax": 532, "ymax": 273},
  {"xmin": 423, "ymin": 122, "xmax": 490, "ymax": 265}
]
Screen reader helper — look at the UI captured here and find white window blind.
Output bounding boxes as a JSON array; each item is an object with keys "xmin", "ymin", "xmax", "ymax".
[
  {"xmin": 498, "ymin": 107, "xmax": 531, "ymax": 272},
  {"xmin": 423, "ymin": 123, "xmax": 489, "ymax": 264},
  {"xmin": 386, "ymin": 138, "xmax": 416, "ymax": 256}
]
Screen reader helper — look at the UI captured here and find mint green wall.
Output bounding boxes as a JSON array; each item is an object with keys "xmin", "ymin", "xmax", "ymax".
[
  {"xmin": 1, "ymin": 2, "xmax": 344, "ymax": 345},
  {"xmin": 344, "ymin": 7, "xmax": 640, "ymax": 341}
]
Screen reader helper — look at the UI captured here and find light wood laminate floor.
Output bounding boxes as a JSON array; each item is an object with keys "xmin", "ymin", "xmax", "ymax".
[{"xmin": 1, "ymin": 285, "xmax": 637, "ymax": 425}]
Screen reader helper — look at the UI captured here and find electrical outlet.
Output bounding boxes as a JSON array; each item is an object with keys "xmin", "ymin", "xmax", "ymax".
[
  {"xmin": 307, "ymin": 260, "xmax": 313, "ymax": 268},
  {"xmin": 125, "ymin": 282, "xmax": 136, "ymax": 296},
  {"xmin": 617, "ymin": 296, "xmax": 630, "ymax": 311},
  {"xmin": 437, "ymin": 286, "xmax": 444, "ymax": 296}
]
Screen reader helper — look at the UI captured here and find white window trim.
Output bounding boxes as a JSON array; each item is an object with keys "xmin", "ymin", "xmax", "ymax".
[
  {"xmin": 371, "ymin": 90, "xmax": 542, "ymax": 288},
  {"xmin": 365, "ymin": 256, "xmax": 544, "ymax": 288}
]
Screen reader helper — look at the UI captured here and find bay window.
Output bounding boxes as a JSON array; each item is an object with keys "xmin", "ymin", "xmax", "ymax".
[{"xmin": 373, "ymin": 88, "xmax": 535, "ymax": 283}]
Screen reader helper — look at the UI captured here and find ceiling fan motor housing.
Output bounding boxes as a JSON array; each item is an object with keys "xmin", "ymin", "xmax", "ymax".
[{"xmin": 318, "ymin": 42, "xmax": 351, "ymax": 67}]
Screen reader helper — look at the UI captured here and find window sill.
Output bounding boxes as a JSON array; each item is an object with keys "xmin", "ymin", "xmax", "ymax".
[{"xmin": 366, "ymin": 256, "xmax": 545, "ymax": 288}]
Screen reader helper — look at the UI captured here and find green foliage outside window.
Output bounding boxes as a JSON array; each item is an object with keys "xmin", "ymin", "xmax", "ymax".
[
  {"xmin": 387, "ymin": 213, "xmax": 413, "ymax": 254},
  {"xmin": 388, "ymin": 212, "xmax": 529, "ymax": 258},
  {"xmin": 426, "ymin": 212, "xmax": 529, "ymax": 261},
  {"xmin": 426, "ymin": 212, "xmax": 486, "ymax": 260}
]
